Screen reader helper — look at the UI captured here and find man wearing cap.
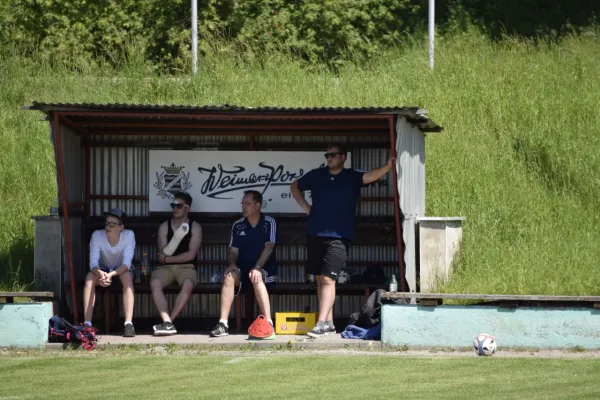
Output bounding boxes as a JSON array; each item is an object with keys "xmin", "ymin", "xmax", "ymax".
[
  {"xmin": 83, "ymin": 208, "xmax": 136, "ymax": 337},
  {"xmin": 290, "ymin": 144, "xmax": 395, "ymax": 338},
  {"xmin": 151, "ymin": 191, "xmax": 202, "ymax": 336}
]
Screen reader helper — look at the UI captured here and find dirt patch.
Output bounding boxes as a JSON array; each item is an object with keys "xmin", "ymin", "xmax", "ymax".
[{"xmin": 2, "ymin": 345, "xmax": 600, "ymax": 359}]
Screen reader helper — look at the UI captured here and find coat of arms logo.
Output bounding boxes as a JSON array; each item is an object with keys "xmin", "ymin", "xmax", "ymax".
[{"xmin": 153, "ymin": 162, "xmax": 192, "ymax": 199}]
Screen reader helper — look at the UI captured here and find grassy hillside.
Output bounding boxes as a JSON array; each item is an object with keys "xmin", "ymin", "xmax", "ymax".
[{"xmin": 1, "ymin": 31, "xmax": 598, "ymax": 294}]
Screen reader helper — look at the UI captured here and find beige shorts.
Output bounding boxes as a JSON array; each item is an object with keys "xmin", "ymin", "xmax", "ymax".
[{"xmin": 151, "ymin": 264, "xmax": 197, "ymax": 287}]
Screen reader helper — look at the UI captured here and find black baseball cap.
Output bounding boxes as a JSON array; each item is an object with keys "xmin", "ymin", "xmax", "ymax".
[{"xmin": 104, "ymin": 208, "xmax": 125, "ymax": 222}]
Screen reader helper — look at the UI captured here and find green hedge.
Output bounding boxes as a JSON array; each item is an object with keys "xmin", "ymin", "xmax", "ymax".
[{"xmin": 1, "ymin": 0, "xmax": 597, "ymax": 70}]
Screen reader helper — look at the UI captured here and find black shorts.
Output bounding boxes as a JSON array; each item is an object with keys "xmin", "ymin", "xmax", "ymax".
[{"xmin": 306, "ymin": 236, "xmax": 350, "ymax": 280}]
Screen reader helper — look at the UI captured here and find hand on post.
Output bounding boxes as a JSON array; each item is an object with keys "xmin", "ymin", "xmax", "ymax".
[{"xmin": 387, "ymin": 156, "xmax": 396, "ymax": 170}]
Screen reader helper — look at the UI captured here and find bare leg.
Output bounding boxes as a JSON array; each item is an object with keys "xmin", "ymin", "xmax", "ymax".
[
  {"xmin": 316, "ymin": 275, "xmax": 322, "ymax": 316},
  {"xmin": 253, "ymin": 281, "xmax": 271, "ymax": 320},
  {"xmin": 316, "ymin": 275, "xmax": 333, "ymax": 321},
  {"xmin": 317, "ymin": 276, "xmax": 336, "ymax": 323},
  {"xmin": 150, "ymin": 278, "xmax": 171, "ymax": 322},
  {"xmin": 219, "ymin": 271, "xmax": 239, "ymax": 321},
  {"xmin": 83, "ymin": 272, "xmax": 98, "ymax": 322},
  {"xmin": 119, "ymin": 271, "xmax": 135, "ymax": 322},
  {"xmin": 169, "ymin": 279, "xmax": 194, "ymax": 321}
]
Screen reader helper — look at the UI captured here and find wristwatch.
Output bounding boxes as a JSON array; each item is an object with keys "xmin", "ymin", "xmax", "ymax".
[{"xmin": 254, "ymin": 265, "xmax": 262, "ymax": 270}]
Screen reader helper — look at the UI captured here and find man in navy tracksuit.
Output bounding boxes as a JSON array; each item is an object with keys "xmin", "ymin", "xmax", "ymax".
[
  {"xmin": 210, "ymin": 190, "xmax": 277, "ymax": 337},
  {"xmin": 291, "ymin": 144, "xmax": 395, "ymax": 337}
]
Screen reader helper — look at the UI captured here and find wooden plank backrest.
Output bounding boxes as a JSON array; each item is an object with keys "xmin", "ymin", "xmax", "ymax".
[{"xmin": 88, "ymin": 214, "xmax": 397, "ymax": 246}]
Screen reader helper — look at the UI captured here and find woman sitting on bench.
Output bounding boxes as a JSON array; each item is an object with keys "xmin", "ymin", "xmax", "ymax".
[{"xmin": 83, "ymin": 208, "xmax": 136, "ymax": 337}]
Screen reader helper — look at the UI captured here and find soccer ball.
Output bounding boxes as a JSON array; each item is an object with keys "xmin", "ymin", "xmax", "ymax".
[{"xmin": 473, "ymin": 333, "xmax": 497, "ymax": 356}]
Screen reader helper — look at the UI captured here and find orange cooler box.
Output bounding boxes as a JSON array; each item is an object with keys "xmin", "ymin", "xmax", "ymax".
[{"xmin": 275, "ymin": 312, "xmax": 318, "ymax": 335}]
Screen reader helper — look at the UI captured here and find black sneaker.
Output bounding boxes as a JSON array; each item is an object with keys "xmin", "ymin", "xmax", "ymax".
[
  {"xmin": 123, "ymin": 323, "xmax": 136, "ymax": 337},
  {"xmin": 209, "ymin": 322, "xmax": 229, "ymax": 337},
  {"xmin": 153, "ymin": 321, "xmax": 177, "ymax": 336},
  {"xmin": 307, "ymin": 324, "xmax": 327, "ymax": 338},
  {"xmin": 324, "ymin": 324, "xmax": 336, "ymax": 335}
]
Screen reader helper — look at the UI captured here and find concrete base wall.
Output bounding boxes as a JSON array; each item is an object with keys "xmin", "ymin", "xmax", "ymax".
[
  {"xmin": 381, "ymin": 304, "xmax": 600, "ymax": 349},
  {"xmin": 417, "ymin": 217, "xmax": 465, "ymax": 292},
  {"xmin": 32, "ymin": 216, "xmax": 63, "ymax": 299},
  {"xmin": 0, "ymin": 303, "xmax": 53, "ymax": 348}
]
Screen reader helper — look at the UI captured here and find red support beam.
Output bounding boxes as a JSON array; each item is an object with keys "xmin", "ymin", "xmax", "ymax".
[
  {"xmin": 77, "ymin": 122, "xmax": 385, "ymax": 130},
  {"xmin": 388, "ymin": 115, "xmax": 406, "ymax": 292},
  {"xmin": 60, "ymin": 111, "xmax": 393, "ymax": 120},
  {"xmin": 87, "ymin": 140, "xmax": 392, "ymax": 150},
  {"xmin": 54, "ymin": 112, "xmax": 80, "ymax": 324},
  {"xmin": 61, "ymin": 116, "xmax": 94, "ymax": 136},
  {"xmin": 83, "ymin": 130, "xmax": 388, "ymax": 137},
  {"xmin": 84, "ymin": 136, "xmax": 91, "ymax": 277}
]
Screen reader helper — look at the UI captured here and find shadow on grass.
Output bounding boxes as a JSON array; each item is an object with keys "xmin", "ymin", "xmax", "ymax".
[{"xmin": 511, "ymin": 137, "xmax": 594, "ymax": 206}]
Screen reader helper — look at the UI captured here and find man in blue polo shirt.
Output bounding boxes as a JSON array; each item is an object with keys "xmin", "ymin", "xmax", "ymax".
[
  {"xmin": 291, "ymin": 144, "xmax": 395, "ymax": 337},
  {"xmin": 210, "ymin": 190, "xmax": 277, "ymax": 337}
]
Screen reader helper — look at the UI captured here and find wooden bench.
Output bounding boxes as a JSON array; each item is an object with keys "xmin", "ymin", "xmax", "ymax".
[
  {"xmin": 97, "ymin": 282, "xmax": 379, "ymax": 333},
  {"xmin": 381, "ymin": 292, "xmax": 600, "ymax": 308},
  {"xmin": 0, "ymin": 292, "xmax": 55, "ymax": 303},
  {"xmin": 80, "ymin": 214, "xmax": 397, "ymax": 333}
]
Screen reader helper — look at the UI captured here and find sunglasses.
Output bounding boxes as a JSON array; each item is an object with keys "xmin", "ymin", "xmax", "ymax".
[
  {"xmin": 105, "ymin": 221, "xmax": 120, "ymax": 228},
  {"xmin": 324, "ymin": 152, "xmax": 342, "ymax": 159},
  {"xmin": 170, "ymin": 202, "xmax": 189, "ymax": 210}
]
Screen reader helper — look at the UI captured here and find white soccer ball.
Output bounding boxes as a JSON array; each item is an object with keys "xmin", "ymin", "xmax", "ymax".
[{"xmin": 473, "ymin": 333, "xmax": 497, "ymax": 356}]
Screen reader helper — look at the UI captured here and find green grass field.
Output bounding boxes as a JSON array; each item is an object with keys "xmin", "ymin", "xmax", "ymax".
[
  {"xmin": 1, "ymin": 29, "xmax": 599, "ymax": 294},
  {"xmin": 1, "ymin": 353, "xmax": 600, "ymax": 399}
]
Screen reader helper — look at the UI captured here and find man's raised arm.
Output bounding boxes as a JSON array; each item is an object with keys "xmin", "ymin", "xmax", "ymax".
[{"xmin": 362, "ymin": 157, "xmax": 396, "ymax": 185}]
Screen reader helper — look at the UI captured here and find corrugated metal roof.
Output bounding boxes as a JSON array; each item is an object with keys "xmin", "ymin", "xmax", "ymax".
[{"xmin": 23, "ymin": 101, "xmax": 443, "ymax": 132}]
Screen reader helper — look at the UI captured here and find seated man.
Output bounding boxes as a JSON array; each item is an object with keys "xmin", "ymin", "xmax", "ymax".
[
  {"xmin": 83, "ymin": 208, "xmax": 136, "ymax": 337},
  {"xmin": 151, "ymin": 191, "xmax": 202, "ymax": 336},
  {"xmin": 210, "ymin": 190, "xmax": 277, "ymax": 338}
]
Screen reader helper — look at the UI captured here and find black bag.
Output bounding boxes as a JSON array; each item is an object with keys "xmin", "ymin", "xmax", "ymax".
[
  {"xmin": 348, "ymin": 289, "xmax": 407, "ymax": 329},
  {"xmin": 48, "ymin": 315, "xmax": 99, "ymax": 350}
]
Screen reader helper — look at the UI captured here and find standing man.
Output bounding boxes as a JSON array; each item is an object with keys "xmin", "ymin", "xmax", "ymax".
[
  {"xmin": 83, "ymin": 208, "xmax": 136, "ymax": 337},
  {"xmin": 210, "ymin": 190, "xmax": 277, "ymax": 338},
  {"xmin": 290, "ymin": 144, "xmax": 395, "ymax": 337},
  {"xmin": 151, "ymin": 191, "xmax": 202, "ymax": 336}
]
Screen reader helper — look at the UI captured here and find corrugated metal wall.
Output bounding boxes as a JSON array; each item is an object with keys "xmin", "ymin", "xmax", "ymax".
[
  {"xmin": 90, "ymin": 147, "xmax": 148, "ymax": 215},
  {"xmin": 59, "ymin": 131, "xmax": 405, "ymax": 320},
  {"xmin": 396, "ymin": 117, "xmax": 426, "ymax": 293},
  {"xmin": 54, "ymin": 124, "xmax": 85, "ymax": 283}
]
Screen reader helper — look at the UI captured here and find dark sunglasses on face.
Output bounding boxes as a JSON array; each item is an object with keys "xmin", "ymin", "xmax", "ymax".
[
  {"xmin": 170, "ymin": 202, "xmax": 188, "ymax": 210},
  {"xmin": 105, "ymin": 221, "xmax": 120, "ymax": 228},
  {"xmin": 324, "ymin": 152, "xmax": 341, "ymax": 159}
]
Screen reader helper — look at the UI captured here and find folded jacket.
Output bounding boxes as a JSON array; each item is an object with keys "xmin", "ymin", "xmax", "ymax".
[
  {"xmin": 341, "ymin": 324, "xmax": 382, "ymax": 340},
  {"xmin": 341, "ymin": 325, "xmax": 368, "ymax": 339}
]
